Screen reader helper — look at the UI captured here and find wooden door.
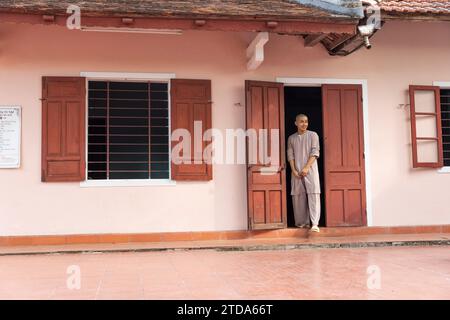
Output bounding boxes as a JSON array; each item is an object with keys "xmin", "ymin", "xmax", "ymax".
[
  {"xmin": 246, "ymin": 81, "xmax": 287, "ymax": 230},
  {"xmin": 322, "ymin": 84, "xmax": 367, "ymax": 227}
]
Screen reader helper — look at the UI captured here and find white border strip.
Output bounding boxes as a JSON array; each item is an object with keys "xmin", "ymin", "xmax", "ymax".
[
  {"xmin": 80, "ymin": 71, "xmax": 175, "ymax": 187},
  {"xmin": 276, "ymin": 77, "xmax": 373, "ymax": 226},
  {"xmin": 80, "ymin": 72, "xmax": 176, "ymax": 81},
  {"xmin": 80, "ymin": 179, "xmax": 176, "ymax": 188},
  {"xmin": 433, "ymin": 81, "xmax": 450, "ymax": 88},
  {"xmin": 433, "ymin": 81, "xmax": 450, "ymax": 174}
]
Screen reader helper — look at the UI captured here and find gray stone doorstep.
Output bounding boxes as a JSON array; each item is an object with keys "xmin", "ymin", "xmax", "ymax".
[{"xmin": 0, "ymin": 239, "xmax": 449, "ymax": 257}]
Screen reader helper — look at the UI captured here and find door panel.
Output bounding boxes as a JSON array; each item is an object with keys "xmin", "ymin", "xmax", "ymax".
[
  {"xmin": 42, "ymin": 77, "xmax": 86, "ymax": 182},
  {"xmin": 322, "ymin": 84, "xmax": 367, "ymax": 227},
  {"xmin": 246, "ymin": 81, "xmax": 287, "ymax": 230},
  {"xmin": 170, "ymin": 79, "xmax": 212, "ymax": 181}
]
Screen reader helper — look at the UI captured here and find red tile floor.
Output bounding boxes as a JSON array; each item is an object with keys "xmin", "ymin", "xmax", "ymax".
[{"xmin": 0, "ymin": 246, "xmax": 449, "ymax": 300}]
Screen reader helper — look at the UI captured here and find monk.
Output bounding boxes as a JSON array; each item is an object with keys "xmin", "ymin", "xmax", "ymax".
[{"xmin": 287, "ymin": 114, "xmax": 321, "ymax": 232}]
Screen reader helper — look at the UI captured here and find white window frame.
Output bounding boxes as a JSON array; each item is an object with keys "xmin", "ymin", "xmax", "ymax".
[
  {"xmin": 434, "ymin": 81, "xmax": 450, "ymax": 174},
  {"xmin": 80, "ymin": 72, "xmax": 176, "ymax": 187}
]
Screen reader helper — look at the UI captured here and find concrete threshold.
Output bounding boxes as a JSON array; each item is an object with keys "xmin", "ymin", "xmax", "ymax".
[{"xmin": 0, "ymin": 233, "xmax": 449, "ymax": 256}]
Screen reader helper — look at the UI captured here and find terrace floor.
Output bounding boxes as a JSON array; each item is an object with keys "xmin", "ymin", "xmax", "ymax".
[{"xmin": 0, "ymin": 244, "xmax": 449, "ymax": 300}]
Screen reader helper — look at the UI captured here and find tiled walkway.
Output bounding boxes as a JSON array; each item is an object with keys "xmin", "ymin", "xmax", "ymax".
[{"xmin": 0, "ymin": 246, "xmax": 449, "ymax": 299}]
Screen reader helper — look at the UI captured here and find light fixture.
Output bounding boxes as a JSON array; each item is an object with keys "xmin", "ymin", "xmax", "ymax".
[
  {"xmin": 358, "ymin": 24, "xmax": 375, "ymax": 49},
  {"xmin": 80, "ymin": 26, "xmax": 183, "ymax": 35}
]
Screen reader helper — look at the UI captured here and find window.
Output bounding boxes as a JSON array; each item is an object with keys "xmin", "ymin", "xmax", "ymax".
[
  {"xmin": 41, "ymin": 76, "xmax": 212, "ymax": 183},
  {"xmin": 440, "ymin": 88, "xmax": 450, "ymax": 166},
  {"xmin": 409, "ymin": 85, "xmax": 443, "ymax": 168},
  {"xmin": 87, "ymin": 81, "xmax": 170, "ymax": 180}
]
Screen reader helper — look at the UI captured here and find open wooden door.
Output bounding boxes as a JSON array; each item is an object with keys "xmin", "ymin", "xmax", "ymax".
[
  {"xmin": 246, "ymin": 81, "xmax": 287, "ymax": 230},
  {"xmin": 322, "ymin": 84, "xmax": 367, "ymax": 227}
]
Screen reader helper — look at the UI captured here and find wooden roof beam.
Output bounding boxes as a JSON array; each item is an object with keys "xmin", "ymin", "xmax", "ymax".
[
  {"xmin": 303, "ymin": 33, "xmax": 327, "ymax": 47},
  {"xmin": 42, "ymin": 14, "xmax": 55, "ymax": 22},
  {"xmin": 0, "ymin": 13, "xmax": 357, "ymax": 35}
]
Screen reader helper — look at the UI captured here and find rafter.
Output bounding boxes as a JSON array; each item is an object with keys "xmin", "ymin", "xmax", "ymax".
[{"xmin": 303, "ymin": 33, "xmax": 327, "ymax": 47}]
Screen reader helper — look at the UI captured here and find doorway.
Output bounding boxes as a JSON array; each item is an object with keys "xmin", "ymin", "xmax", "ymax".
[
  {"xmin": 284, "ymin": 87, "xmax": 326, "ymax": 227},
  {"xmin": 245, "ymin": 80, "xmax": 368, "ymax": 230}
]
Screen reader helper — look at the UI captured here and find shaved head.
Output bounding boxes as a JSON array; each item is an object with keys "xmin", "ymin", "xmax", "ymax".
[
  {"xmin": 295, "ymin": 114, "xmax": 309, "ymax": 134},
  {"xmin": 296, "ymin": 114, "xmax": 308, "ymax": 121}
]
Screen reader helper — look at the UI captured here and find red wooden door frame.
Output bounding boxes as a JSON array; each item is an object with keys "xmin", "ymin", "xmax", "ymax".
[
  {"xmin": 322, "ymin": 84, "xmax": 367, "ymax": 227},
  {"xmin": 246, "ymin": 81, "xmax": 287, "ymax": 230},
  {"xmin": 245, "ymin": 81, "xmax": 368, "ymax": 229}
]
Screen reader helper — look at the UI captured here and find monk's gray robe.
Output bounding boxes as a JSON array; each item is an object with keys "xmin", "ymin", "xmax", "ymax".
[
  {"xmin": 287, "ymin": 131, "xmax": 321, "ymax": 195},
  {"xmin": 287, "ymin": 130, "xmax": 321, "ymax": 226}
]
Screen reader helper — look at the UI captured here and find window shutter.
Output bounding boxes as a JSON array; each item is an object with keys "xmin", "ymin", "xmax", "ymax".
[
  {"xmin": 170, "ymin": 79, "xmax": 212, "ymax": 181},
  {"xmin": 409, "ymin": 85, "xmax": 443, "ymax": 168},
  {"xmin": 42, "ymin": 77, "xmax": 86, "ymax": 182}
]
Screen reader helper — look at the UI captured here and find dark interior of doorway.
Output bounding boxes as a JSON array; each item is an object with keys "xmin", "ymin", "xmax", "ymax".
[{"xmin": 284, "ymin": 87, "xmax": 326, "ymax": 228}]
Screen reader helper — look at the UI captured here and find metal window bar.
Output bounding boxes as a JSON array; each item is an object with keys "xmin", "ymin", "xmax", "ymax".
[
  {"xmin": 441, "ymin": 90, "xmax": 450, "ymax": 166},
  {"xmin": 88, "ymin": 81, "xmax": 169, "ymax": 180}
]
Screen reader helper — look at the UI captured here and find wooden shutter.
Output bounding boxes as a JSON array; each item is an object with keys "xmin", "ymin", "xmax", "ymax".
[
  {"xmin": 322, "ymin": 84, "xmax": 367, "ymax": 227},
  {"xmin": 246, "ymin": 81, "xmax": 287, "ymax": 230},
  {"xmin": 409, "ymin": 85, "xmax": 443, "ymax": 168},
  {"xmin": 170, "ymin": 79, "xmax": 212, "ymax": 181},
  {"xmin": 42, "ymin": 77, "xmax": 86, "ymax": 182}
]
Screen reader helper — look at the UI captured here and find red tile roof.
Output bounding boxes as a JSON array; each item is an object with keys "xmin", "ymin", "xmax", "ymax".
[
  {"xmin": 380, "ymin": 0, "xmax": 450, "ymax": 15},
  {"xmin": 0, "ymin": 0, "xmax": 361, "ymax": 21},
  {"xmin": 0, "ymin": 1, "xmax": 448, "ymax": 21}
]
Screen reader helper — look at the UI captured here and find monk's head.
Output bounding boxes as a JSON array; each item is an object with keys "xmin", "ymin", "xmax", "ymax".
[{"xmin": 295, "ymin": 114, "xmax": 308, "ymax": 133}]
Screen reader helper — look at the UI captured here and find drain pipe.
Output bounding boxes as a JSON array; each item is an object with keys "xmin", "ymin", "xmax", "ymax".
[{"xmin": 358, "ymin": 24, "xmax": 376, "ymax": 49}]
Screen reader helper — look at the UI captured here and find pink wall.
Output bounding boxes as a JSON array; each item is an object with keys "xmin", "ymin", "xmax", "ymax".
[{"xmin": 0, "ymin": 20, "xmax": 449, "ymax": 236}]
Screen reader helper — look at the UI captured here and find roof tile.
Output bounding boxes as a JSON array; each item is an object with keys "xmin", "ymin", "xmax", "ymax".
[{"xmin": 380, "ymin": 0, "xmax": 450, "ymax": 15}]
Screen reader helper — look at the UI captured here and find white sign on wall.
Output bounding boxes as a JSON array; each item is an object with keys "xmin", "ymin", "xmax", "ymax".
[{"xmin": 0, "ymin": 106, "xmax": 21, "ymax": 168}]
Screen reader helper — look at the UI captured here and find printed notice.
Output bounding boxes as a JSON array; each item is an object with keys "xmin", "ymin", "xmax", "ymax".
[{"xmin": 0, "ymin": 106, "xmax": 21, "ymax": 168}]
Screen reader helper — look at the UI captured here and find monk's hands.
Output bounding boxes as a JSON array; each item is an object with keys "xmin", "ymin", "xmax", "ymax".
[
  {"xmin": 293, "ymin": 167, "xmax": 309, "ymax": 178},
  {"xmin": 300, "ymin": 166, "xmax": 310, "ymax": 177}
]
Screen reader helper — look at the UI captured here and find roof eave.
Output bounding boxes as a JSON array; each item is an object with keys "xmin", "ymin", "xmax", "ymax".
[{"xmin": 381, "ymin": 11, "xmax": 450, "ymax": 22}]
